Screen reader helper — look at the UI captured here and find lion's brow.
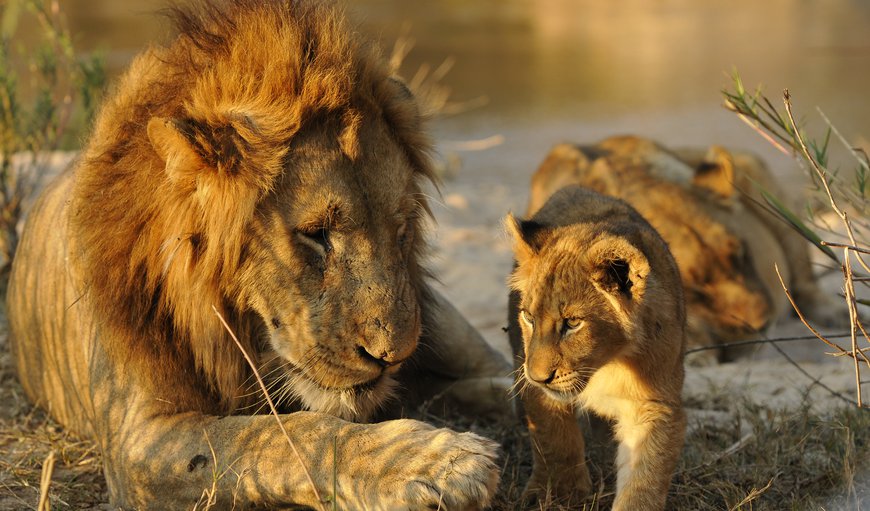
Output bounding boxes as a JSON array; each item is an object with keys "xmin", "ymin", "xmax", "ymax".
[{"xmin": 297, "ymin": 201, "xmax": 347, "ymax": 231}]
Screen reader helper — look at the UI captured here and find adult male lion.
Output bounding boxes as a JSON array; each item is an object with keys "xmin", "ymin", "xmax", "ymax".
[
  {"xmin": 7, "ymin": 1, "xmax": 507, "ymax": 509},
  {"xmin": 528, "ymin": 136, "xmax": 846, "ymax": 362}
]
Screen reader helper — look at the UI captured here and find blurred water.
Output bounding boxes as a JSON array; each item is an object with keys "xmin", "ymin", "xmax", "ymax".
[{"xmin": 45, "ymin": 0, "xmax": 869, "ymax": 187}]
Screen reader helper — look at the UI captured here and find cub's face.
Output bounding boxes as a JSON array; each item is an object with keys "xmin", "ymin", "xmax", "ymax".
[
  {"xmin": 508, "ymin": 219, "xmax": 649, "ymax": 404},
  {"xmin": 232, "ymin": 119, "xmax": 428, "ymax": 420},
  {"xmin": 515, "ymin": 270, "xmax": 630, "ymax": 404}
]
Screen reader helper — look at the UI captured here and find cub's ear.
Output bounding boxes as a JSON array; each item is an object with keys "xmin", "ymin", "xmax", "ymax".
[
  {"xmin": 147, "ymin": 116, "xmax": 246, "ymax": 184},
  {"xmin": 692, "ymin": 145, "xmax": 735, "ymax": 201},
  {"xmin": 504, "ymin": 213, "xmax": 551, "ymax": 263},
  {"xmin": 589, "ymin": 237, "xmax": 650, "ymax": 304}
]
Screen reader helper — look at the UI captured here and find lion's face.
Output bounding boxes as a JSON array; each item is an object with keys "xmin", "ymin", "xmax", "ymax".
[
  {"xmin": 231, "ymin": 121, "xmax": 427, "ymax": 420},
  {"xmin": 652, "ymin": 188, "xmax": 771, "ymax": 342}
]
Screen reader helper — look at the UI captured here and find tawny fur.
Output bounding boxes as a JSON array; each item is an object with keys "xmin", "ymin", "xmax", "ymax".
[
  {"xmin": 528, "ymin": 136, "xmax": 847, "ymax": 363},
  {"xmin": 8, "ymin": 1, "xmax": 508, "ymax": 509},
  {"xmin": 507, "ymin": 186, "xmax": 686, "ymax": 510}
]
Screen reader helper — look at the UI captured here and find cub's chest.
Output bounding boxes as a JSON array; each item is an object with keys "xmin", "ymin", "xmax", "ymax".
[{"xmin": 576, "ymin": 362, "xmax": 646, "ymax": 422}]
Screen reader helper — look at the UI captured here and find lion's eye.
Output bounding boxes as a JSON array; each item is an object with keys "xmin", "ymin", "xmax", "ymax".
[
  {"xmin": 297, "ymin": 228, "xmax": 332, "ymax": 257},
  {"xmin": 397, "ymin": 220, "xmax": 413, "ymax": 248},
  {"xmin": 562, "ymin": 317, "xmax": 585, "ymax": 335},
  {"xmin": 520, "ymin": 309, "xmax": 535, "ymax": 329}
]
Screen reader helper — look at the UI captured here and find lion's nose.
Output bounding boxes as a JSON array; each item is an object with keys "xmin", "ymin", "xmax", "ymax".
[{"xmin": 356, "ymin": 344, "xmax": 410, "ymax": 368}]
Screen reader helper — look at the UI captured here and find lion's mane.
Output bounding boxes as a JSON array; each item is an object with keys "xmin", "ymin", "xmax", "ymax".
[{"xmin": 70, "ymin": 0, "xmax": 435, "ymax": 413}]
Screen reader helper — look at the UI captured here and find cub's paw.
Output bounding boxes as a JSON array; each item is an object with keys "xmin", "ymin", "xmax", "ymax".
[
  {"xmin": 522, "ymin": 468, "xmax": 592, "ymax": 509},
  {"xmin": 358, "ymin": 419, "xmax": 500, "ymax": 510}
]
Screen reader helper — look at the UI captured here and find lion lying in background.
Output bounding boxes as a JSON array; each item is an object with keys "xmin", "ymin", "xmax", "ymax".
[
  {"xmin": 7, "ymin": 1, "xmax": 508, "ymax": 509},
  {"xmin": 528, "ymin": 135, "xmax": 846, "ymax": 362}
]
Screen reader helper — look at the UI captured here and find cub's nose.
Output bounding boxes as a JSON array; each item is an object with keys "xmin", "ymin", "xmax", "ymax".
[{"xmin": 526, "ymin": 365, "xmax": 556, "ymax": 385}]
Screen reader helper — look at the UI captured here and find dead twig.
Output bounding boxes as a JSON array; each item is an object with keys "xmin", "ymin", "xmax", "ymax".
[
  {"xmin": 36, "ymin": 450, "xmax": 55, "ymax": 511},
  {"xmin": 782, "ymin": 90, "xmax": 869, "ymax": 407},
  {"xmin": 774, "ymin": 264, "xmax": 870, "ymax": 370},
  {"xmin": 683, "ymin": 331, "xmax": 853, "ymax": 356}
]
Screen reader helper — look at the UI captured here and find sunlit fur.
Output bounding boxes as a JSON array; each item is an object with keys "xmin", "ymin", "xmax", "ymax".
[
  {"xmin": 507, "ymin": 186, "xmax": 686, "ymax": 510},
  {"xmin": 8, "ymin": 2, "xmax": 502, "ymax": 509},
  {"xmin": 528, "ymin": 135, "xmax": 847, "ymax": 363}
]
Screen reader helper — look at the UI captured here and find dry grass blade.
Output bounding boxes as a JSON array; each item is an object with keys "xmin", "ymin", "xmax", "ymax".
[
  {"xmin": 36, "ymin": 450, "xmax": 54, "ymax": 511},
  {"xmin": 727, "ymin": 478, "xmax": 774, "ymax": 511},
  {"xmin": 211, "ymin": 306, "xmax": 327, "ymax": 511}
]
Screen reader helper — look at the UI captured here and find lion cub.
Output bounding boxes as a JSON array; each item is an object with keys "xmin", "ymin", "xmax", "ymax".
[{"xmin": 507, "ymin": 185, "xmax": 686, "ymax": 510}]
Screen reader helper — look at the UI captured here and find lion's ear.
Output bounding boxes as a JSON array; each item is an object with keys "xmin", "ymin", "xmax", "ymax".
[
  {"xmin": 692, "ymin": 145, "xmax": 735, "ymax": 201},
  {"xmin": 147, "ymin": 116, "xmax": 249, "ymax": 185},
  {"xmin": 589, "ymin": 237, "xmax": 650, "ymax": 307},
  {"xmin": 147, "ymin": 117, "xmax": 207, "ymax": 182},
  {"xmin": 505, "ymin": 213, "xmax": 551, "ymax": 264}
]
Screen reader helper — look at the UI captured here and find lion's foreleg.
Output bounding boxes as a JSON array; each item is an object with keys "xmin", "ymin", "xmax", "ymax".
[
  {"xmin": 612, "ymin": 404, "xmax": 685, "ymax": 511},
  {"xmin": 421, "ymin": 286, "xmax": 512, "ymax": 377},
  {"xmin": 102, "ymin": 411, "xmax": 359, "ymax": 509},
  {"xmin": 103, "ymin": 411, "xmax": 499, "ymax": 510},
  {"xmin": 411, "ymin": 286, "xmax": 514, "ymax": 417}
]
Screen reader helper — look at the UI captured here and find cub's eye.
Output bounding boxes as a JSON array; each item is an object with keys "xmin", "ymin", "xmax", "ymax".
[
  {"xmin": 520, "ymin": 309, "xmax": 535, "ymax": 329},
  {"xmin": 296, "ymin": 228, "xmax": 332, "ymax": 257},
  {"xmin": 562, "ymin": 317, "xmax": 585, "ymax": 336}
]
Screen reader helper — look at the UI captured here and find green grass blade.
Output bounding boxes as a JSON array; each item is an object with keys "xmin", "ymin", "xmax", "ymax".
[{"xmin": 761, "ymin": 189, "xmax": 838, "ymax": 262}]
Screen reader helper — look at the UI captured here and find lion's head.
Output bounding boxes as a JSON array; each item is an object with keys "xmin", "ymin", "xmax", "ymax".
[{"xmin": 70, "ymin": 0, "xmax": 434, "ymax": 420}]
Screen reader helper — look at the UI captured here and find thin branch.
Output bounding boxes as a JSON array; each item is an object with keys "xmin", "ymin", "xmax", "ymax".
[
  {"xmin": 821, "ymin": 241, "xmax": 870, "ymax": 255},
  {"xmin": 843, "ymin": 250, "xmax": 864, "ymax": 407},
  {"xmin": 774, "ymin": 264, "xmax": 870, "ymax": 368},
  {"xmin": 684, "ymin": 332, "xmax": 853, "ymax": 355},
  {"xmin": 783, "ymin": 90, "xmax": 870, "ymax": 275},
  {"xmin": 767, "ymin": 333, "xmax": 861, "ymax": 408}
]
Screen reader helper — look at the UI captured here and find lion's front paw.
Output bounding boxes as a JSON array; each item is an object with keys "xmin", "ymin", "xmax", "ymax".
[{"xmin": 355, "ymin": 419, "xmax": 500, "ymax": 511}]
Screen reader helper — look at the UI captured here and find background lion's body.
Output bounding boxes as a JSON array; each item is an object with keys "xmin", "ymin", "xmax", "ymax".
[{"xmin": 529, "ymin": 136, "xmax": 845, "ymax": 362}]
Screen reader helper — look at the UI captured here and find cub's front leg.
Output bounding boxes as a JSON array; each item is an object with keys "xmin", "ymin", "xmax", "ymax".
[
  {"xmin": 520, "ymin": 386, "xmax": 592, "ymax": 506},
  {"xmin": 102, "ymin": 410, "xmax": 500, "ymax": 510},
  {"xmin": 611, "ymin": 403, "xmax": 686, "ymax": 511}
]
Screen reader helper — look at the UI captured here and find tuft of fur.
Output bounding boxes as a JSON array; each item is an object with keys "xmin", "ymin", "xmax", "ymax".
[{"xmin": 69, "ymin": 0, "xmax": 435, "ymax": 412}]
